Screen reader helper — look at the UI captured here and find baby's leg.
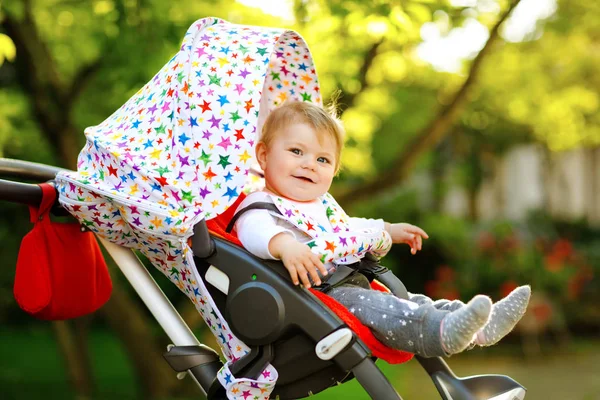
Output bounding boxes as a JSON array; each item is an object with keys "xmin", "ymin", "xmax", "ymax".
[
  {"xmin": 475, "ymin": 285, "xmax": 531, "ymax": 347},
  {"xmin": 440, "ymin": 295, "xmax": 491, "ymax": 355},
  {"xmin": 330, "ymin": 285, "xmax": 446, "ymax": 356},
  {"xmin": 329, "ymin": 286, "xmax": 491, "ymax": 357},
  {"xmin": 406, "ymin": 292, "xmax": 434, "ymax": 306},
  {"xmin": 433, "ymin": 298, "xmax": 465, "ymax": 312},
  {"xmin": 408, "ymin": 292, "xmax": 465, "ymax": 312}
]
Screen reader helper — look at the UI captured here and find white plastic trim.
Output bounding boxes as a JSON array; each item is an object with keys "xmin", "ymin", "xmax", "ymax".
[
  {"xmin": 434, "ymin": 377, "xmax": 526, "ymax": 400},
  {"xmin": 205, "ymin": 266, "xmax": 230, "ymax": 294},
  {"xmin": 488, "ymin": 387, "xmax": 526, "ymax": 400},
  {"xmin": 315, "ymin": 328, "xmax": 353, "ymax": 360}
]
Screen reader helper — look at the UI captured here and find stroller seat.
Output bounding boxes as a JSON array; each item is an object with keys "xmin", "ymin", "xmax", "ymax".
[
  {"xmin": 194, "ymin": 234, "xmax": 396, "ymax": 398},
  {"xmin": 193, "ymin": 198, "xmax": 414, "ymax": 398}
]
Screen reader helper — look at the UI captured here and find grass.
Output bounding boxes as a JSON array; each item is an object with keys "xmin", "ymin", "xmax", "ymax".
[
  {"xmin": 0, "ymin": 327, "xmax": 137, "ymax": 400},
  {"xmin": 1, "ymin": 328, "xmax": 599, "ymax": 399}
]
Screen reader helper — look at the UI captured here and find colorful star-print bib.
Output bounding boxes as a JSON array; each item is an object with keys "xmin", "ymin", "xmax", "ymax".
[
  {"xmin": 268, "ymin": 193, "xmax": 392, "ymax": 264},
  {"xmin": 55, "ymin": 17, "xmax": 321, "ymax": 400}
]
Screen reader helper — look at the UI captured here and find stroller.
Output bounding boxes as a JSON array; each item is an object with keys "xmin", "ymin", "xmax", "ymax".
[{"xmin": 0, "ymin": 17, "xmax": 527, "ymax": 400}]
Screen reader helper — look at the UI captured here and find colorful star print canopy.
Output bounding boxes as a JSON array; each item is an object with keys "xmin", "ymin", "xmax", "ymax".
[
  {"xmin": 55, "ymin": 17, "xmax": 321, "ymax": 399},
  {"xmin": 57, "ymin": 17, "xmax": 320, "ymax": 233}
]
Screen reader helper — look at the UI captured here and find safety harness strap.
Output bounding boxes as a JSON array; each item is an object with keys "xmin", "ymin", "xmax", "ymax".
[{"xmin": 225, "ymin": 202, "xmax": 281, "ymax": 234}]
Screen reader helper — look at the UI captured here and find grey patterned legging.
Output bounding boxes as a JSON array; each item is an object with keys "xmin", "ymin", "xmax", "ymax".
[{"xmin": 328, "ymin": 274, "xmax": 466, "ymax": 357}]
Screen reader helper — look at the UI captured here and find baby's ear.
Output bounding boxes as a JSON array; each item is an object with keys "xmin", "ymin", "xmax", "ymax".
[{"xmin": 255, "ymin": 142, "xmax": 268, "ymax": 170}]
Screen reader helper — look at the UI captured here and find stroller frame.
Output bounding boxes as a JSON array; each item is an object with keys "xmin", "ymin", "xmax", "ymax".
[{"xmin": 0, "ymin": 158, "xmax": 527, "ymax": 400}]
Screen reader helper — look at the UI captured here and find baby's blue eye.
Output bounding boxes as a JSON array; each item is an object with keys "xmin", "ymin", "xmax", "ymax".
[
  {"xmin": 290, "ymin": 148, "xmax": 302, "ymax": 155},
  {"xmin": 317, "ymin": 157, "xmax": 330, "ymax": 164}
]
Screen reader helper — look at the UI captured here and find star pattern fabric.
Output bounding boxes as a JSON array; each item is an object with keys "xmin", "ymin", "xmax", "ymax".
[
  {"xmin": 55, "ymin": 17, "xmax": 321, "ymax": 400},
  {"xmin": 268, "ymin": 192, "xmax": 392, "ymax": 264}
]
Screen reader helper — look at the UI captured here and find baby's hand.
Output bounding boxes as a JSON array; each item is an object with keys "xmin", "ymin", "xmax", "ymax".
[
  {"xmin": 388, "ymin": 223, "xmax": 429, "ymax": 255},
  {"xmin": 269, "ymin": 233, "xmax": 328, "ymax": 288}
]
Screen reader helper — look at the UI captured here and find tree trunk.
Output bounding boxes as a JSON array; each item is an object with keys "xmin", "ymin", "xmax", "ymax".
[
  {"xmin": 99, "ymin": 279, "xmax": 181, "ymax": 399},
  {"xmin": 59, "ymin": 125, "xmax": 83, "ymax": 169},
  {"xmin": 333, "ymin": 0, "xmax": 522, "ymax": 209},
  {"xmin": 336, "ymin": 39, "xmax": 384, "ymax": 113},
  {"xmin": 467, "ymin": 186, "xmax": 479, "ymax": 221},
  {"xmin": 52, "ymin": 321, "xmax": 94, "ymax": 399}
]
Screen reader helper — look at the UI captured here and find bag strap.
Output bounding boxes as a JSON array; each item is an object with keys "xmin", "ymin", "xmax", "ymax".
[
  {"xmin": 225, "ymin": 202, "xmax": 281, "ymax": 233},
  {"xmin": 28, "ymin": 183, "xmax": 58, "ymax": 223}
]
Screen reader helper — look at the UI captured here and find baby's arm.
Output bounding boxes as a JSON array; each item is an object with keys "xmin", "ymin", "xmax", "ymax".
[
  {"xmin": 235, "ymin": 209, "xmax": 327, "ymax": 288},
  {"xmin": 235, "ymin": 209, "xmax": 288, "ymax": 260},
  {"xmin": 349, "ymin": 216, "xmax": 429, "ymax": 255},
  {"xmin": 384, "ymin": 222, "xmax": 429, "ymax": 255}
]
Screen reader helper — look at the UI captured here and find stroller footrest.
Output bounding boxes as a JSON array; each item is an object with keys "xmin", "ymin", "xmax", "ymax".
[
  {"xmin": 163, "ymin": 345, "xmax": 221, "ymax": 372},
  {"xmin": 164, "ymin": 345, "xmax": 224, "ymax": 399}
]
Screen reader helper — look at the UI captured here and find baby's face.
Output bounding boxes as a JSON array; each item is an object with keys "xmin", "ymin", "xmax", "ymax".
[{"xmin": 257, "ymin": 123, "xmax": 337, "ymax": 202}]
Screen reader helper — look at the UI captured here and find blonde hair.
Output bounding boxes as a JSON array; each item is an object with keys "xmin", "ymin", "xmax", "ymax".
[{"xmin": 260, "ymin": 101, "xmax": 345, "ymax": 171}]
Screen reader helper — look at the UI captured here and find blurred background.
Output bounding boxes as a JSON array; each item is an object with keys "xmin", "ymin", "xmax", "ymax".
[{"xmin": 1, "ymin": 0, "xmax": 599, "ymax": 399}]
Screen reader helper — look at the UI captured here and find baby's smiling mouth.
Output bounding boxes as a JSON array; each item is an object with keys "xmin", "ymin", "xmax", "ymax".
[{"xmin": 293, "ymin": 175, "xmax": 315, "ymax": 183}]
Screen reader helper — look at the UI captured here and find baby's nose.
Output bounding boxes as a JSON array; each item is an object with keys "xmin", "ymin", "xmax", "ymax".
[{"xmin": 302, "ymin": 160, "xmax": 316, "ymax": 170}]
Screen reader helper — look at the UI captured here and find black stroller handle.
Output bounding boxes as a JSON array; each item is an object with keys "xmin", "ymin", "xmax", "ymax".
[
  {"xmin": 0, "ymin": 158, "xmax": 68, "ymax": 181},
  {"xmin": 0, "ymin": 158, "xmax": 69, "ymax": 206},
  {"xmin": 0, "ymin": 178, "xmax": 44, "ymax": 206}
]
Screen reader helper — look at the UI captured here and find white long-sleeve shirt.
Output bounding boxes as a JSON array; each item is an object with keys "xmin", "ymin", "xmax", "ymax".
[{"xmin": 234, "ymin": 191, "xmax": 385, "ymax": 262}]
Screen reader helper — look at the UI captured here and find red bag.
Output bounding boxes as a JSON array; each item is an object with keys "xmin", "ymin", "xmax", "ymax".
[{"xmin": 13, "ymin": 183, "xmax": 112, "ymax": 320}]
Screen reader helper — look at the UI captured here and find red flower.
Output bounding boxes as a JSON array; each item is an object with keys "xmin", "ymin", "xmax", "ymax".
[
  {"xmin": 439, "ymin": 289, "xmax": 460, "ymax": 301},
  {"xmin": 543, "ymin": 239, "xmax": 574, "ymax": 272},
  {"xmin": 477, "ymin": 231, "xmax": 496, "ymax": 251},
  {"xmin": 553, "ymin": 239, "xmax": 573, "ymax": 259},
  {"xmin": 502, "ymin": 233, "xmax": 520, "ymax": 251},
  {"xmin": 532, "ymin": 302, "xmax": 552, "ymax": 323},
  {"xmin": 567, "ymin": 276, "xmax": 583, "ymax": 300},
  {"xmin": 435, "ymin": 265, "xmax": 455, "ymax": 282},
  {"xmin": 544, "ymin": 254, "xmax": 564, "ymax": 272},
  {"xmin": 567, "ymin": 268, "xmax": 594, "ymax": 300},
  {"xmin": 424, "ymin": 280, "xmax": 438, "ymax": 298},
  {"xmin": 500, "ymin": 280, "xmax": 519, "ymax": 298}
]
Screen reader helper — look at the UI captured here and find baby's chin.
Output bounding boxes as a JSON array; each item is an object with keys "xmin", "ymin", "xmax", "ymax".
[
  {"xmin": 264, "ymin": 182, "xmax": 327, "ymax": 202},
  {"xmin": 287, "ymin": 195, "xmax": 319, "ymax": 202},
  {"xmin": 278, "ymin": 189, "xmax": 324, "ymax": 203}
]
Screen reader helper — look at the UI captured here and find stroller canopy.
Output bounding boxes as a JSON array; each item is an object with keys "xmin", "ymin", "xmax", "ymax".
[{"xmin": 58, "ymin": 16, "xmax": 321, "ymax": 243}]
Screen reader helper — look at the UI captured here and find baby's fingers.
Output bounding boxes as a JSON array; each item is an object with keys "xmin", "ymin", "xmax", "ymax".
[
  {"xmin": 410, "ymin": 243, "xmax": 417, "ymax": 255},
  {"xmin": 285, "ymin": 264, "xmax": 300, "ymax": 286},
  {"xmin": 408, "ymin": 235, "xmax": 420, "ymax": 254},
  {"xmin": 311, "ymin": 253, "xmax": 328, "ymax": 277},
  {"xmin": 409, "ymin": 225, "xmax": 429, "ymax": 239},
  {"xmin": 302, "ymin": 260, "xmax": 322, "ymax": 287},
  {"xmin": 295, "ymin": 264, "xmax": 313, "ymax": 289}
]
